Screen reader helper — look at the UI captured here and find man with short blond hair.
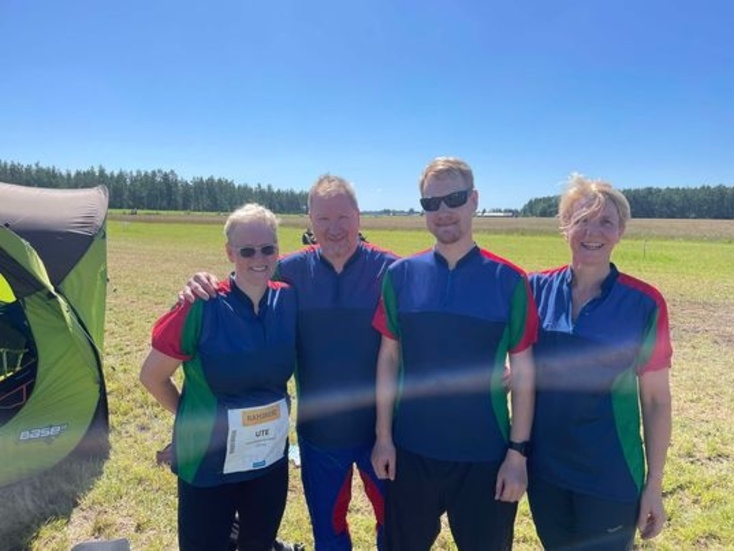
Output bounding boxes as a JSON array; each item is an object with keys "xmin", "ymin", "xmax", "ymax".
[{"xmin": 372, "ymin": 157, "xmax": 537, "ymax": 551}]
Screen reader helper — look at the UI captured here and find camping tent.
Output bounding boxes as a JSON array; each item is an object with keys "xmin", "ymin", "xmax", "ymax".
[{"xmin": 0, "ymin": 182, "xmax": 109, "ymax": 486}]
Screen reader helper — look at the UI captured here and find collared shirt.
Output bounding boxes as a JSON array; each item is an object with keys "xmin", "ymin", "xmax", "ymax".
[
  {"xmin": 529, "ymin": 264, "xmax": 672, "ymax": 501},
  {"xmin": 277, "ymin": 242, "xmax": 398, "ymax": 448},
  {"xmin": 373, "ymin": 245, "xmax": 538, "ymax": 462},
  {"xmin": 152, "ymin": 277, "xmax": 297, "ymax": 487}
]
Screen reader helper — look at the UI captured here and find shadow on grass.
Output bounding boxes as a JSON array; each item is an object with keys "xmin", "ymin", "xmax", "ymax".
[{"xmin": 0, "ymin": 442, "xmax": 109, "ymax": 551}]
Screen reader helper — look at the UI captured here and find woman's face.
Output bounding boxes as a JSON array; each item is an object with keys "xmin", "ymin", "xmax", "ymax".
[
  {"xmin": 226, "ymin": 220, "xmax": 279, "ymax": 289},
  {"xmin": 564, "ymin": 198, "xmax": 623, "ymax": 267}
]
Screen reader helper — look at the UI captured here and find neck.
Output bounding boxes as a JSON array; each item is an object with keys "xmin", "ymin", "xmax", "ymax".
[
  {"xmin": 570, "ymin": 261, "xmax": 610, "ymax": 292},
  {"xmin": 435, "ymin": 239, "xmax": 475, "ymax": 269},
  {"xmin": 323, "ymin": 244, "xmax": 359, "ymax": 274},
  {"xmin": 233, "ymin": 277, "xmax": 268, "ymax": 311}
]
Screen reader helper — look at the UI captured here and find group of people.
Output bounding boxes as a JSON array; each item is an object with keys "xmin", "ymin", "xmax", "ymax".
[{"xmin": 140, "ymin": 157, "xmax": 672, "ymax": 551}]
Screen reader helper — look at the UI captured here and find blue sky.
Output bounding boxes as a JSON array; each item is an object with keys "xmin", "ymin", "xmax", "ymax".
[{"xmin": 1, "ymin": 1, "xmax": 732, "ymax": 211}]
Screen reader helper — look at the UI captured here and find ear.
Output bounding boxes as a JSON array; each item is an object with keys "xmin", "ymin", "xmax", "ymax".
[
  {"xmin": 225, "ymin": 243, "xmax": 236, "ymax": 263},
  {"xmin": 470, "ymin": 189, "xmax": 479, "ymax": 211}
]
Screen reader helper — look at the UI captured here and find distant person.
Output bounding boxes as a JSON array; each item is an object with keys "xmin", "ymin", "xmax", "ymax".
[
  {"xmin": 140, "ymin": 203, "xmax": 299, "ymax": 551},
  {"xmin": 371, "ymin": 157, "xmax": 537, "ymax": 551},
  {"xmin": 181, "ymin": 175, "xmax": 398, "ymax": 550},
  {"xmin": 527, "ymin": 175, "xmax": 673, "ymax": 550}
]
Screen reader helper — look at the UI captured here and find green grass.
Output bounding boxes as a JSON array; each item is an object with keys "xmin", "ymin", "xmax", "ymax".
[{"xmin": 2, "ymin": 217, "xmax": 733, "ymax": 550}]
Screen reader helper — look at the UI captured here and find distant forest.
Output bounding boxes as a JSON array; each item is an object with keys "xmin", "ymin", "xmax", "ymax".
[
  {"xmin": 2, "ymin": 160, "xmax": 733, "ymax": 219},
  {"xmin": 520, "ymin": 185, "xmax": 734, "ymax": 219},
  {"xmin": 0, "ymin": 160, "xmax": 308, "ymax": 214}
]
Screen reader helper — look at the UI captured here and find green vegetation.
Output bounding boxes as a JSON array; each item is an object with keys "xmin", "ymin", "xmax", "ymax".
[
  {"xmin": 3, "ymin": 159, "xmax": 734, "ymax": 219},
  {"xmin": 521, "ymin": 185, "xmax": 734, "ymax": 219},
  {"xmin": 1, "ymin": 217, "xmax": 733, "ymax": 550}
]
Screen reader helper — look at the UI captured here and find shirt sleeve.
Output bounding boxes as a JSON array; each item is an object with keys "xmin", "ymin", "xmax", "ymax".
[
  {"xmin": 508, "ymin": 275, "xmax": 539, "ymax": 354},
  {"xmin": 151, "ymin": 301, "xmax": 196, "ymax": 361},
  {"xmin": 637, "ymin": 293, "xmax": 673, "ymax": 374},
  {"xmin": 372, "ymin": 270, "xmax": 398, "ymax": 340}
]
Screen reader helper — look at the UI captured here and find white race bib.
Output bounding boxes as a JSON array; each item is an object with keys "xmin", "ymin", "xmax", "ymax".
[{"xmin": 222, "ymin": 398, "xmax": 289, "ymax": 474}]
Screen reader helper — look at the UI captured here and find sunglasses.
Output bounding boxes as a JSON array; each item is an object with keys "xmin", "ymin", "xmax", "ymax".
[
  {"xmin": 237, "ymin": 244, "xmax": 278, "ymax": 258},
  {"xmin": 420, "ymin": 189, "xmax": 471, "ymax": 212}
]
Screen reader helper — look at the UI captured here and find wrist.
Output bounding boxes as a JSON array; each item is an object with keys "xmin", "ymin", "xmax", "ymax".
[
  {"xmin": 507, "ymin": 439, "xmax": 531, "ymax": 459},
  {"xmin": 645, "ymin": 473, "xmax": 664, "ymax": 489}
]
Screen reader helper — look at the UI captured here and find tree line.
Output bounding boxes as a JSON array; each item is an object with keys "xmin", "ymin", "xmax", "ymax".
[
  {"xmin": 0, "ymin": 161, "xmax": 309, "ymax": 214},
  {"xmin": 520, "ymin": 185, "xmax": 734, "ymax": 219},
  {"xmin": 2, "ymin": 160, "xmax": 733, "ymax": 218}
]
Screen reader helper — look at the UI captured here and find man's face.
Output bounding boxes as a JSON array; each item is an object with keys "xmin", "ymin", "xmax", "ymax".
[
  {"xmin": 422, "ymin": 175, "xmax": 477, "ymax": 246},
  {"xmin": 309, "ymin": 192, "xmax": 361, "ymax": 264}
]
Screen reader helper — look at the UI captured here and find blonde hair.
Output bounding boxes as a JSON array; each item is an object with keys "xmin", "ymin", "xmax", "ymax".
[
  {"xmin": 558, "ymin": 174, "xmax": 631, "ymax": 233},
  {"xmin": 419, "ymin": 157, "xmax": 474, "ymax": 195},
  {"xmin": 308, "ymin": 174, "xmax": 359, "ymax": 212},
  {"xmin": 224, "ymin": 203, "xmax": 279, "ymax": 242}
]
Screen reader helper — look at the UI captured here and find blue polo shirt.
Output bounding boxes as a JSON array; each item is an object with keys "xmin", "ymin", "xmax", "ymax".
[
  {"xmin": 151, "ymin": 277, "xmax": 297, "ymax": 487},
  {"xmin": 528, "ymin": 264, "xmax": 672, "ymax": 502},
  {"xmin": 276, "ymin": 242, "xmax": 398, "ymax": 448},
  {"xmin": 373, "ymin": 246, "xmax": 538, "ymax": 463}
]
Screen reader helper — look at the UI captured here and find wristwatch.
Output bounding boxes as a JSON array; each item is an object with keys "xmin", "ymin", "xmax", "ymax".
[{"xmin": 508, "ymin": 440, "xmax": 530, "ymax": 458}]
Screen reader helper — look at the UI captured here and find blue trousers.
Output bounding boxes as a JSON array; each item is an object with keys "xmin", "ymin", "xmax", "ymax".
[{"xmin": 299, "ymin": 437, "xmax": 385, "ymax": 551}]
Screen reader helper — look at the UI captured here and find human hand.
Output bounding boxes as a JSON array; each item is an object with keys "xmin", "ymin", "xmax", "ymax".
[
  {"xmin": 638, "ymin": 483, "xmax": 666, "ymax": 539},
  {"xmin": 495, "ymin": 451, "xmax": 527, "ymax": 502},
  {"xmin": 178, "ymin": 272, "xmax": 220, "ymax": 304},
  {"xmin": 371, "ymin": 439, "xmax": 396, "ymax": 480}
]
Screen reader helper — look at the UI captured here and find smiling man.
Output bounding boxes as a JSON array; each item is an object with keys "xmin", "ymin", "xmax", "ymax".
[{"xmin": 371, "ymin": 157, "xmax": 537, "ymax": 551}]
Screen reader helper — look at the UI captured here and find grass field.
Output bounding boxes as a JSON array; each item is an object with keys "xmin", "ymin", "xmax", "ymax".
[{"xmin": 2, "ymin": 215, "xmax": 733, "ymax": 550}]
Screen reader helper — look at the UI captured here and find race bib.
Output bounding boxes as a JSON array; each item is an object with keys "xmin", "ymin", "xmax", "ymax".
[{"xmin": 222, "ymin": 398, "xmax": 289, "ymax": 474}]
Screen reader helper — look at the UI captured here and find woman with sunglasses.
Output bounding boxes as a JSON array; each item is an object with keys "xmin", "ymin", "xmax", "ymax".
[
  {"xmin": 527, "ymin": 175, "xmax": 672, "ymax": 550},
  {"xmin": 140, "ymin": 203, "xmax": 298, "ymax": 551}
]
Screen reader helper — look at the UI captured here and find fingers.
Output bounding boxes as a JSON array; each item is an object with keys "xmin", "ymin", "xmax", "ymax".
[
  {"xmin": 495, "ymin": 477, "xmax": 525, "ymax": 502},
  {"xmin": 638, "ymin": 512, "xmax": 664, "ymax": 540},
  {"xmin": 371, "ymin": 446, "xmax": 396, "ymax": 481},
  {"xmin": 372, "ymin": 457, "xmax": 394, "ymax": 480}
]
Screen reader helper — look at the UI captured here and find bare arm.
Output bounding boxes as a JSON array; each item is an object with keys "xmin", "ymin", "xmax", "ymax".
[
  {"xmin": 637, "ymin": 368, "xmax": 672, "ymax": 539},
  {"xmin": 371, "ymin": 335, "xmax": 401, "ymax": 481},
  {"xmin": 140, "ymin": 348, "xmax": 183, "ymax": 414},
  {"xmin": 496, "ymin": 346, "xmax": 535, "ymax": 502},
  {"xmin": 178, "ymin": 272, "xmax": 221, "ymax": 303}
]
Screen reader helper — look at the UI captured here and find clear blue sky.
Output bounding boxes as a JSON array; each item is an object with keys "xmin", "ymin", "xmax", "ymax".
[{"xmin": 2, "ymin": 0, "xmax": 732, "ymax": 211}]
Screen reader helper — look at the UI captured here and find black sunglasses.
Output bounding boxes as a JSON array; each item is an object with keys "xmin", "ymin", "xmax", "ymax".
[
  {"xmin": 420, "ymin": 189, "xmax": 471, "ymax": 212},
  {"xmin": 238, "ymin": 244, "xmax": 278, "ymax": 258}
]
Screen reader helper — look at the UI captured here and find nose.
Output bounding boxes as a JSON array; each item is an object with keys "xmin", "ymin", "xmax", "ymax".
[{"xmin": 436, "ymin": 199, "xmax": 451, "ymax": 212}]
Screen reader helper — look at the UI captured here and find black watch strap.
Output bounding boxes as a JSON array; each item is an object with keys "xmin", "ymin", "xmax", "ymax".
[{"xmin": 508, "ymin": 440, "xmax": 530, "ymax": 458}]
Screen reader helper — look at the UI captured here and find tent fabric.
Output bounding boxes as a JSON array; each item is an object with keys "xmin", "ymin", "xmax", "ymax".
[
  {"xmin": 0, "ymin": 183, "xmax": 108, "ymax": 286},
  {"xmin": 0, "ymin": 182, "xmax": 109, "ymax": 486}
]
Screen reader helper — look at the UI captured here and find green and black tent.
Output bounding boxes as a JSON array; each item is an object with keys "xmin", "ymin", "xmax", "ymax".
[{"xmin": 0, "ymin": 182, "xmax": 109, "ymax": 486}]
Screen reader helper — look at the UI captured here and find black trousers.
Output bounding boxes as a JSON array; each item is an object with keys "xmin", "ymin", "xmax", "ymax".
[
  {"xmin": 528, "ymin": 475, "xmax": 638, "ymax": 551},
  {"xmin": 178, "ymin": 459, "xmax": 288, "ymax": 551},
  {"xmin": 385, "ymin": 447, "xmax": 517, "ymax": 551}
]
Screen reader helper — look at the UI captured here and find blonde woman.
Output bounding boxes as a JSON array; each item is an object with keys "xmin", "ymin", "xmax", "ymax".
[
  {"xmin": 141, "ymin": 204, "xmax": 297, "ymax": 551},
  {"xmin": 527, "ymin": 176, "xmax": 672, "ymax": 550}
]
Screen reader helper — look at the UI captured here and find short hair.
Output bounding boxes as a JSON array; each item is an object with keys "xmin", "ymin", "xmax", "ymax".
[
  {"xmin": 419, "ymin": 157, "xmax": 474, "ymax": 195},
  {"xmin": 558, "ymin": 173, "xmax": 631, "ymax": 233},
  {"xmin": 308, "ymin": 174, "xmax": 359, "ymax": 212},
  {"xmin": 224, "ymin": 203, "xmax": 279, "ymax": 242}
]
